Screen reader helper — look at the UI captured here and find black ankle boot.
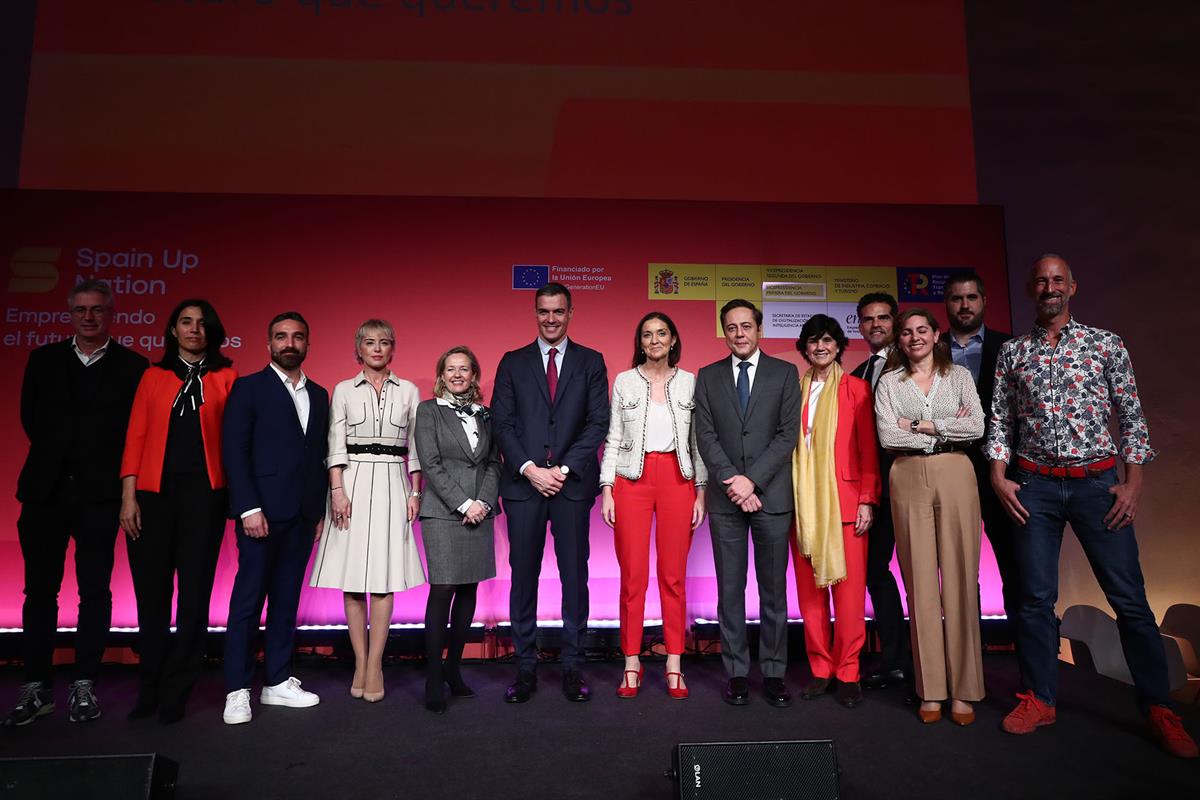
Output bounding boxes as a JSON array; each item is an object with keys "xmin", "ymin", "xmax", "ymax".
[
  {"xmin": 444, "ymin": 663, "xmax": 476, "ymax": 698},
  {"xmin": 425, "ymin": 662, "xmax": 447, "ymax": 714}
]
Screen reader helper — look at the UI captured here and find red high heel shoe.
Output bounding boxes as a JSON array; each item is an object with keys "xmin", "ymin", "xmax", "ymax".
[
  {"xmin": 617, "ymin": 666, "xmax": 643, "ymax": 699},
  {"xmin": 666, "ymin": 671, "xmax": 689, "ymax": 700}
]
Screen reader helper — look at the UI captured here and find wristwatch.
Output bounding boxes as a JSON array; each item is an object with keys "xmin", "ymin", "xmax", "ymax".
[
  {"xmin": 559, "ymin": 465, "xmax": 570, "ymax": 476},
  {"xmin": 410, "ymin": 491, "xmax": 422, "ymax": 499},
  {"xmin": 910, "ymin": 419, "xmax": 920, "ymax": 433}
]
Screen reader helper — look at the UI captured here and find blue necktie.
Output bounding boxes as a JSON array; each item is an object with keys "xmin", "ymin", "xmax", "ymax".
[{"xmin": 736, "ymin": 360, "xmax": 751, "ymax": 414}]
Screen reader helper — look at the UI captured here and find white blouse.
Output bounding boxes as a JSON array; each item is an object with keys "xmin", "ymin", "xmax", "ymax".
[
  {"xmin": 802, "ymin": 380, "xmax": 826, "ymax": 447},
  {"xmin": 874, "ymin": 365, "xmax": 984, "ymax": 453},
  {"xmin": 644, "ymin": 399, "xmax": 676, "ymax": 452}
]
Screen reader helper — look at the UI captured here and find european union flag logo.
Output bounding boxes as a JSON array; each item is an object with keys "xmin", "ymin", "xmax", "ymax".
[{"xmin": 512, "ymin": 265, "xmax": 550, "ymax": 290}]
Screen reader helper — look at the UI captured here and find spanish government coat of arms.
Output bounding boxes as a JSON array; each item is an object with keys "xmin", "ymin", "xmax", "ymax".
[{"xmin": 654, "ymin": 269, "xmax": 679, "ymax": 294}]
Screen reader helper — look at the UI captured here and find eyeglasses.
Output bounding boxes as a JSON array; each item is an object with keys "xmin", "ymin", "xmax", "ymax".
[{"xmin": 71, "ymin": 305, "xmax": 111, "ymax": 316}]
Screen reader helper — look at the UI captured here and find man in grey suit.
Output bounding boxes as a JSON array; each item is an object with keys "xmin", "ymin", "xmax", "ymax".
[{"xmin": 694, "ymin": 299, "xmax": 801, "ymax": 707}]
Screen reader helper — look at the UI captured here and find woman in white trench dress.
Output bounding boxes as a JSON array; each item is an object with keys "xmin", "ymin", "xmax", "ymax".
[{"xmin": 310, "ymin": 319, "xmax": 426, "ymax": 702}]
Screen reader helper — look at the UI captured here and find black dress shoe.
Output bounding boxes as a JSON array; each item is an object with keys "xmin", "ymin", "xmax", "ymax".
[
  {"xmin": 724, "ymin": 677, "xmax": 750, "ymax": 706},
  {"xmin": 562, "ymin": 670, "xmax": 591, "ymax": 702},
  {"xmin": 505, "ymin": 672, "xmax": 537, "ymax": 704},
  {"xmin": 425, "ymin": 697, "xmax": 447, "ymax": 714},
  {"xmin": 763, "ymin": 677, "xmax": 792, "ymax": 708},
  {"xmin": 862, "ymin": 668, "xmax": 906, "ymax": 690},
  {"xmin": 800, "ymin": 677, "xmax": 832, "ymax": 700},
  {"xmin": 835, "ymin": 681, "xmax": 863, "ymax": 708}
]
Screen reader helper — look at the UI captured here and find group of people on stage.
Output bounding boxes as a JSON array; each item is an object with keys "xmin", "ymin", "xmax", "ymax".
[{"xmin": 5, "ymin": 256, "xmax": 1196, "ymax": 758}]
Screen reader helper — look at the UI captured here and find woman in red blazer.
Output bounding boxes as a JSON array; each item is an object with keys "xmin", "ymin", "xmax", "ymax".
[
  {"xmin": 119, "ymin": 299, "xmax": 237, "ymax": 723},
  {"xmin": 789, "ymin": 314, "xmax": 881, "ymax": 710}
]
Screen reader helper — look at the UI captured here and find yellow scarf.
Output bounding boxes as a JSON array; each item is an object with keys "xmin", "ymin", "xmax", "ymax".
[{"xmin": 792, "ymin": 363, "xmax": 845, "ymax": 588}]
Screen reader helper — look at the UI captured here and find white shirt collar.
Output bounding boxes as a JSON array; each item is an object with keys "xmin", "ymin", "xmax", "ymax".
[
  {"xmin": 537, "ymin": 336, "xmax": 569, "ymax": 356},
  {"xmin": 73, "ymin": 336, "xmax": 110, "ymax": 356},
  {"xmin": 869, "ymin": 345, "xmax": 891, "ymax": 359},
  {"xmin": 730, "ymin": 348, "xmax": 761, "ymax": 368},
  {"xmin": 352, "ymin": 370, "xmax": 400, "ymax": 387},
  {"xmin": 269, "ymin": 361, "xmax": 308, "ymax": 389}
]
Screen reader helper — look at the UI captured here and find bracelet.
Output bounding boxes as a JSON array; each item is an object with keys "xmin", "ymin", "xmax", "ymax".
[
  {"xmin": 331, "ymin": 486, "xmax": 345, "ymax": 493},
  {"xmin": 410, "ymin": 491, "xmax": 422, "ymax": 499}
]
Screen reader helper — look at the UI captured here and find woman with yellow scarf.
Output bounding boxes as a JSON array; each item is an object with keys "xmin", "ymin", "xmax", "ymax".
[{"xmin": 790, "ymin": 315, "xmax": 881, "ymax": 709}]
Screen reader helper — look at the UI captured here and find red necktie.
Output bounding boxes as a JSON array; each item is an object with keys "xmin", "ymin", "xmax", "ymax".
[{"xmin": 547, "ymin": 346, "xmax": 559, "ymax": 402}]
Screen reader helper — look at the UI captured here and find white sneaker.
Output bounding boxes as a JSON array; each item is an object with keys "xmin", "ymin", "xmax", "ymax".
[
  {"xmin": 223, "ymin": 689, "xmax": 252, "ymax": 725},
  {"xmin": 260, "ymin": 677, "xmax": 320, "ymax": 708}
]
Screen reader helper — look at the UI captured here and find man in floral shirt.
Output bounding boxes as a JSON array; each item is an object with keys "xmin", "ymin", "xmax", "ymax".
[{"xmin": 987, "ymin": 254, "xmax": 1196, "ymax": 758}]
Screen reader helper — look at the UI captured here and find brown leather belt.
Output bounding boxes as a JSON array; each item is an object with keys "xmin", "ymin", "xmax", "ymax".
[{"xmin": 1016, "ymin": 456, "xmax": 1116, "ymax": 478}]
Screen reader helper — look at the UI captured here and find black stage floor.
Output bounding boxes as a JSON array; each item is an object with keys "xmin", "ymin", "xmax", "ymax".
[{"xmin": 2, "ymin": 653, "xmax": 1196, "ymax": 799}]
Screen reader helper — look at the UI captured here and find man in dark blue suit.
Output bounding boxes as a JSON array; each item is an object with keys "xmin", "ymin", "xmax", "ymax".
[
  {"xmin": 220, "ymin": 312, "xmax": 329, "ymax": 725},
  {"xmin": 491, "ymin": 282, "xmax": 609, "ymax": 703}
]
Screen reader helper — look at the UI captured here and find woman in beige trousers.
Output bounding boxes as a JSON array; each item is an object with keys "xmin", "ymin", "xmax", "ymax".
[{"xmin": 875, "ymin": 309, "xmax": 985, "ymax": 726}]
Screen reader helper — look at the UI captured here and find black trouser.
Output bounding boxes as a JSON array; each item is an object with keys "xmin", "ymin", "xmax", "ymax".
[
  {"xmin": 17, "ymin": 483, "xmax": 120, "ymax": 687},
  {"xmin": 127, "ymin": 474, "xmax": 227, "ymax": 711},
  {"xmin": 505, "ymin": 494, "xmax": 591, "ymax": 672},
  {"xmin": 970, "ymin": 449, "xmax": 1020, "ymax": 629},
  {"xmin": 865, "ymin": 497, "xmax": 910, "ymax": 672}
]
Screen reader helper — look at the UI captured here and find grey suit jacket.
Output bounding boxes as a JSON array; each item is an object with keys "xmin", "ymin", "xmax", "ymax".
[
  {"xmin": 413, "ymin": 399, "xmax": 501, "ymax": 521},
  {"xmin": 694, "ymin": 352, "xmax": 802, "ymax": 515}
]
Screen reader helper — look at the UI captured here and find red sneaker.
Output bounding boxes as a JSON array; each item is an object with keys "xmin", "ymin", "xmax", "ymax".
[
  {"xmin": 1002, "ymin": 691, "xmax": 1057, "ymax": 734},
  {"xmin": 1147, "ymin": 706, "xmax": 1199, "ymax": 758}
]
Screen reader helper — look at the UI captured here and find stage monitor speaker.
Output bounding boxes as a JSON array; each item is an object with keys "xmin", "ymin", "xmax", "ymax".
[
  {"xmin": 0, "ymin": 753, "xmax": 178, "ymax": 799},
  {"xmin": 670, "ymin": 740, "xmax": 839, "ymax": 800}
]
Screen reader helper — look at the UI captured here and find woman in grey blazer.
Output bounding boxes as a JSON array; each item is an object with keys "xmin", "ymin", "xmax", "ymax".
[{"xmin": 413, "ymin": 346, "xmax": 501, "ymax": 714}]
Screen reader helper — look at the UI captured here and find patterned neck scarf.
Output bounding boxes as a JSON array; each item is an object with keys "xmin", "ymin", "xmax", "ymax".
[
  {"xmin": 438, "ymin": 390, "xmax": 480, "ymax": 416},
  {"xmin": 171, "ymin": 356, "xmax": 207, "ymax": 416}
]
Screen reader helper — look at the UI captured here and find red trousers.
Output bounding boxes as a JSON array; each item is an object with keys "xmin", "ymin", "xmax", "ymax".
[
  {"xmin": 790, "ymin": 522, "xmax": 868, "ymax": 683},
  {"xmin": 613, "ymin": 452, "xmax": 696, "ymax": 656}
]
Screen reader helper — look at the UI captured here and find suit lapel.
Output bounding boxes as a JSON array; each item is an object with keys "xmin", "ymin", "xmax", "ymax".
[
  {"xmin": 526, "ymin": 343, "xmax": 552, "ymax": 409},
  {"xmin": 263, "ymin": 366, "xmax": 306, "ymax": 440},
  {"xmin": 743, "ymin": 354, "xmax": 770, "ymax": 420},
  {"xmin": 718, "ymin": 357, "xmax": 745, "ymax": 419},
  {"xmin": 439, "ymin": 404, "xmax": 477, "ymax": 461},
  {"xmin": 551, "ymin": 341, "xmax": 581, "ymax": 408}
]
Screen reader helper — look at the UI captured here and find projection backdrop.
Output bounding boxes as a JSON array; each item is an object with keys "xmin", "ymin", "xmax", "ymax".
[{"xmin": 0, "ymin": 190, "xmax": 1010, "ymax": 627}]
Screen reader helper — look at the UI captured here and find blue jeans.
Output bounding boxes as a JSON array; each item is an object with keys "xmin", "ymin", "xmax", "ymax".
[{"xmin": 1014, "ymin": 467, "xmax": 1169, "ymax": 710}]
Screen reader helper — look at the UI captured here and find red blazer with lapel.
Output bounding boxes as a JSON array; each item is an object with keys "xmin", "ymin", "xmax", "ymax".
[{"xmin": 832, "ymin": 374, "xmax": 881, "ymax": 522}]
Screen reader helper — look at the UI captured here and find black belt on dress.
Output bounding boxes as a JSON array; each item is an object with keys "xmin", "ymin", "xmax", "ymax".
[
  {"xmin": 347, "ymin": 443, "xmax": 408, "ymax": 457},
  {"xmin": 890, "ymin": 441, "xmax": 973, "ymax": 456}
]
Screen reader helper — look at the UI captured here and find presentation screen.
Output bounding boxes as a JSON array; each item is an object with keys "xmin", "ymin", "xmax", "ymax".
[{"xmin": 0, "ymin": 190, "xmax": 1010, "ymax": 628}]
